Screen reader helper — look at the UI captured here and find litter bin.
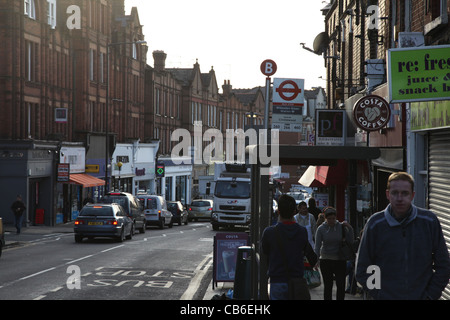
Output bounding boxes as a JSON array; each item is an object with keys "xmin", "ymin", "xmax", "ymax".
[{"xmin": 233, "ymin": 246, "xmax": 253, "ymax": 300}]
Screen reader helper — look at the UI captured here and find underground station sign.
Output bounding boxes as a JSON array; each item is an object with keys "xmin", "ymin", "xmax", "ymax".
[{"xmin": 353, "ymin": 95, "xmax": 391, "ymax": 131}]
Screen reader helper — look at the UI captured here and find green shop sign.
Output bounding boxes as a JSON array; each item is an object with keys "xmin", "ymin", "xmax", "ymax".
[
  {"xmin": 387, "ymin": 45, "xmax": 450, "ymax": 103},
  {"xmin": 411, "ymin": 100, "xmax": 450, "ymax": 131}
]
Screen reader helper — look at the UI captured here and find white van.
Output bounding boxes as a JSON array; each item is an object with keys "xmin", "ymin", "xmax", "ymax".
[{"xmin": 137, "ymin": 195, "xmax": 173, "ymax": 229}]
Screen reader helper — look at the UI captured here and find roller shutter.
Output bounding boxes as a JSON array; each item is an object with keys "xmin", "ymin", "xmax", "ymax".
[{"xmin": 428, "ymin": 130, "xmax": 450, "ymax": 300}]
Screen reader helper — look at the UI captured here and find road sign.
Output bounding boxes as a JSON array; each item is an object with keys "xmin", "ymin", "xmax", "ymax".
[
  {"xmin": 273, "ymin": 78, "xmax": 304, "ymax": 106},
  {"xmin": 260, "ymin": 59, "xmax": 277, "ymax": 77}
]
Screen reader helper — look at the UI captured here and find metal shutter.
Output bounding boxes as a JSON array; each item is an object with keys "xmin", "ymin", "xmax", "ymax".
[{"xmin": 428, "ymin": 130, "xmax": 450, "ymax": 300}]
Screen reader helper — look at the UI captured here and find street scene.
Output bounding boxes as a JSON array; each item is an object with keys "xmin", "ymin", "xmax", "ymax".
[{"xmin": 0, "ymin": 0, "xmax": 450, "ymax": 304}]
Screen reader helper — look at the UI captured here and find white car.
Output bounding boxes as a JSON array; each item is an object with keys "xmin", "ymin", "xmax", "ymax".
[{"xmin": 137, "ymin": 195, "xmax": 173, "ymax": 229}]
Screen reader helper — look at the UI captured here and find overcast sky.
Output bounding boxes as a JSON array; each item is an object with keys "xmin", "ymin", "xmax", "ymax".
[{"xmin": 125, "ymin": 0, "xmax": 328, "ymax": 91}]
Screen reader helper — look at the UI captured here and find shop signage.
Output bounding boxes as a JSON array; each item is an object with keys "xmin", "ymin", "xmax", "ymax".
[
  {"xmin": 57, "ymin": 163, "xmax": 70, "ymax": 182},
  {"xmin": 353, "ymin": 95, "xmax": 391, "ymax": 131},
  {"xmin": 387, "ymin": 45, "xmax": 450, "ymax": 103},
  {"xmin": 315, "ymin": 110, "xmax": 346, "ymax": 145},
  {"xmin": 213, "ymin": 232, "xmax": 249, "ymax": 283}
]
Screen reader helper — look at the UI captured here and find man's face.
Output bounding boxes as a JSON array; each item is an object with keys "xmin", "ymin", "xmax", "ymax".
[
  {"xmin": 386, "ymin": 180, "xmax": 415, "ymax": 219},
  {"xmin": 298, "ymin": 204, "xmax": 308, "ymax": 215}
]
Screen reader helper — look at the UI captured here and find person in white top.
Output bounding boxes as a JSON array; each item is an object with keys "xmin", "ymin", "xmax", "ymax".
[{"xmin": 294, "ymin": 201, "xmax": 317, "ymax": 248}]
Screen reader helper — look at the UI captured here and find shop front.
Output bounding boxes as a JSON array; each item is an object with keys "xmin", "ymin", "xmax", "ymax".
[
  {"xmin": 57, "ymin": 145, "xmax": 105, "ymax": 223},
  {"xmin": 157, "ymin": 156, "xmax": 193, "ymax": 206},
  {"xmin": 0, "ymin": 140, "xmax": 57, "ymax": 226}
]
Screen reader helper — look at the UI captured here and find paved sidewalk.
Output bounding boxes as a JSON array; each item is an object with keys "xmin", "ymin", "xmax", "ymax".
[
  {"xmin": 203, "ymin": 279, "xmax": 364, "ymax": 300},
  {"xmin": 3, "ymin": 222, "xmax": 74, "ymax": 249}
]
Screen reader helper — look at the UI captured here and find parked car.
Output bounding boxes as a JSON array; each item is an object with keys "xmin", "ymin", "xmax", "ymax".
[
  {"xmin": 167, "ymin": 201, "xmax": 188, "ymax": 226},
  {"xmin": 100, "ymin": 192, "xmax": 146, "ymax": 233},
  {"xmin": 74, "ymin": 204, "xmax": 134, "ymax": 243},
  {"xmin": 137, "ymin": 194, "xmax": 173, "ymax": 229},
  {"xmin": 188, "ymin": 199, "xmax": 213, "ymax": 221},
  {"xmin": 0, "ymin": 217, "xmax": 4, "ymax": 258}
]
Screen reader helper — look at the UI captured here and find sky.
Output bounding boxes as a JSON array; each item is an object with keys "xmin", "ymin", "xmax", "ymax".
[{"xmin": 125, "ymin": 0, "xmax": 328, "ymax": 92}]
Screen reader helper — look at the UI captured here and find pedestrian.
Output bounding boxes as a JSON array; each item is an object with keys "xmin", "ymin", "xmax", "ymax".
[
  {"xmin": 308, "ymin": 197, "xmax": 321, "ymax": 220},
  {"xmin": 355, "ymin": 172, "xmax": 450, "ymax": 300},
  {"xmin": 294, "ymin": 201, "xmax": 316, "ymax": 248},
  {"xmin": 261, "ymin": 194, "xmax": 318, "ymax": 300},
  {"xmin": 11, "ymin": 195, "xmax": 26, "ymax": 234},
  {"xmin": 314, "ymin": 206, "xmax": 354, "ymax": 300}
]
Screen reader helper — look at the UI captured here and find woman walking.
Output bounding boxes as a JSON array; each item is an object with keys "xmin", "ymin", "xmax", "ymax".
[{"xmin": 314, "ymin": 207, "xmax": 354, "ymax": 300}]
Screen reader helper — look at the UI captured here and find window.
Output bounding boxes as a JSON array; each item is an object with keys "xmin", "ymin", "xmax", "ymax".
[
  {"xmin": 25, "ymin": 41, "xmax": 37, "ymax": 82},
  {"xmin": 132, "ymin": 43, "xmax": 137, "ymax": 59},
  {"xmin": 24, "ymin": 0, "xmax": 36, "ymax": 19},
  {"xmin": 47, "ymin": 0, "xmax": 56, "ymax": 28}
]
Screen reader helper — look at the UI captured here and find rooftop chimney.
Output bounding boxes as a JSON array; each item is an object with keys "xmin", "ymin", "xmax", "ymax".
[{"xmin": 153, "ymin": 50, "xmax": 167, "ymax": 72}]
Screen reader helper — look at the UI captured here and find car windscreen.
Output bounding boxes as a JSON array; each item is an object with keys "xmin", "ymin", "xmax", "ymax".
[
  {"xmin": 139, "ymin": 198, "xmax": 157, "ymax": 209},
  {"xmin": 214, "ymin": 181, "xmax": 250, "ymax": 198},
  {"xmin": 101, "ymin": 196, "xmax": 129, "ymax": 213},
  {"xmin": 190, "ymin": 201, "xmax": 212, "ymax": 207},
  {"xmin": 80, "ymin": 207, "xmax": 114, "ymax": 216}
]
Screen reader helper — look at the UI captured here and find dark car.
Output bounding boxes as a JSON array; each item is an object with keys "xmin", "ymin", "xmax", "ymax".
[
  {"xmin": 167, "ymin": 201, "xmax": 188, "ymax": 226},
  {"xmin": 74, "ymin": 204, "xmax": 134, "ymax": 243},
  {"xmin": 100, "ymin": 192, "xmax": 146, "ymax": 233}
]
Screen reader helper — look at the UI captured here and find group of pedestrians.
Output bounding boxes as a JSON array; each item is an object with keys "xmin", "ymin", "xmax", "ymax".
[{"xmin": 261, "ymin": 171, "xmax": 450, "ymax": 300}]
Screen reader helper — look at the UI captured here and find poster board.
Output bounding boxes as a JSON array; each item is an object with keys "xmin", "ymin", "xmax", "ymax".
[{"xmin": 213, "ymin": 232, "xmax": 249, "ymax": 288}]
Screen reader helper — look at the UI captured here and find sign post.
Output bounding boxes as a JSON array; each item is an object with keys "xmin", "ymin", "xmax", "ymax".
[
  {"xmin": 260, "ymin": 60, "xmax": 277, "ymax": 130},
  {"xmin": 272, "ymin": 78, "xmax": 305, "ymax": 132}
]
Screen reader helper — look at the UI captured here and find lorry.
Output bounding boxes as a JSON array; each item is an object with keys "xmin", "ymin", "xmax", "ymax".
[{"xmin": 210, "ymin": 163, "xmax": 252, "ymax": 231}]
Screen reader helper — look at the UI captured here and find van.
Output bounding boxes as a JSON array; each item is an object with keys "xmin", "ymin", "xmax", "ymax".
[
  {"xmin": 100, "ymin": 192, "xmax": 146, "ymax": 233},
  {"xmin": 137, "ymin": 194, "xmax": 173, "ymax": 229}
]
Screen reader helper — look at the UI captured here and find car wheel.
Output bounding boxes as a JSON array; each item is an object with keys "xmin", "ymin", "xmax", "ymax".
[
  {"xmin": 184, "ymin": 217, "xmax": 188, "ymax": 225},
  {"xmin": 139, "ymin": 221, "xmax": 146, "ymax": 233},
  {"xmin": 168, "ymin": 219, "xmax": 173, "ymax": 228},
  {"xmin": 117, "ymin": 228, "xmax": 125, "ymax": 242},
  {"xmin": 75, "ymin": 235, "xmax": 83, "ymax": 243},
  {"xmin": 159, "ymin": 218, "xmax": 165, "ymax": 229},
  {"xmin": 126, "ymin": 224, "xmax": 134, "ymax": 240}
]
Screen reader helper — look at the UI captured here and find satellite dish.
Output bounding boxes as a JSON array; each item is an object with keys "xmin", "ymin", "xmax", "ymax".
[{"xmin": 313, "ymin": 32, "xmax": 329, "ymax": 55}]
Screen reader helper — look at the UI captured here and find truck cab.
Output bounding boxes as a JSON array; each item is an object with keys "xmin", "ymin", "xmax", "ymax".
[{"xmin": 211, "ymin": 163, "xmax": 251, "ymax": 231}]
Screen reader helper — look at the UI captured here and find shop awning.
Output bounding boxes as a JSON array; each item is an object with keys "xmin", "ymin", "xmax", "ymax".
[
  {"xmin": 69, "ymin": 173, "xmax": 105, "ymax": 188},
  {"xmin": 299, "ymin": 160, "xmax": 348, "ymax": 187}
]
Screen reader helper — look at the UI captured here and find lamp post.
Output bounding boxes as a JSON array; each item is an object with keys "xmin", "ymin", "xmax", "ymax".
[{"xmin": 104, "ymin": 40, "xmax": 147, "ymax": 194}]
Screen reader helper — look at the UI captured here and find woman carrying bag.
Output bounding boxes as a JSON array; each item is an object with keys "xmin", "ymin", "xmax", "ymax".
[{"xmin": 314, "ymin": 206, "xmax": 354, "ymax": 300}]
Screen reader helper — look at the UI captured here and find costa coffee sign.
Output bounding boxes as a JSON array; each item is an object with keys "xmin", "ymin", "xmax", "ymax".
[{"xmin": 353, "ymin": 95, "xmax": 391, "ymax": 131}]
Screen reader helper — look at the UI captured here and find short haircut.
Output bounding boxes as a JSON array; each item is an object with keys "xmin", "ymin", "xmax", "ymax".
[
  {"xmin": 387, "ymin": 172, "xmax": 414, "ymax": 191},
  {"xmin": 297, "ymin": 201, "xmax": 307, "ymax": 208},
  {"xmin": 322, "ymin": 206, "xmax": 337, "ymax": 218},
  {"xmin": 278, "ymin": 194, "xmax": 297, "ymax": 219}
]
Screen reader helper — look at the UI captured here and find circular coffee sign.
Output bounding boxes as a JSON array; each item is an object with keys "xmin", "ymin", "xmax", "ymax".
[{"xmin": 353, "ymin": 95, "xmax": 391, "ymax": 131}]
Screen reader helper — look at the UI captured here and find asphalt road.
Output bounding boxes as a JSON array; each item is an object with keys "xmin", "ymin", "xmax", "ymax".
[{"xmin": 0, "ymin": 222, "xmax": 216, "ymax": 300}]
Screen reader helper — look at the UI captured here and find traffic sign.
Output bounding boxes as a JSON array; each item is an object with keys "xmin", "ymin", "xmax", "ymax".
[
  {"xmin": 273, "ymin": 78, "xmax": 304, "ymax": 106},
  {"xmin": 260, "ymin": 59, "xmax": 277, "ymax": 77}
]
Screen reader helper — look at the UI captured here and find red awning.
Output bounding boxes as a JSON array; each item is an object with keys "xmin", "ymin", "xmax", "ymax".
[
  {"xmin": 69, "ymin": 173, "xmax": 105, "ymax": 188},
  {"xmin": 299, "ymin": 160, "xmax": 348, "ymax": 187}
]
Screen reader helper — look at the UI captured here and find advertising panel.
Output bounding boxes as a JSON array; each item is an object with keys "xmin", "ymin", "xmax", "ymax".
[{"xmin": 387, "ymin": 45, "xmax": 450, "ymax": 103}]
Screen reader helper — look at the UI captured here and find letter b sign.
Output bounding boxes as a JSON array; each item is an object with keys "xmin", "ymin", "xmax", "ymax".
[{"xmin": 260, "ymin": 59, "xmax": 277, "ymax": 77}]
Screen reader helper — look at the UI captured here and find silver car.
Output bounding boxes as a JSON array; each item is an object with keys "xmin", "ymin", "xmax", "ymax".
[
  {"xmin": 188, "ymin": 199, "xmax": 213, "ymax": 221},
  {"xmin": 74, "ymin": 204, "xmax": 134, "ymax": 243}
]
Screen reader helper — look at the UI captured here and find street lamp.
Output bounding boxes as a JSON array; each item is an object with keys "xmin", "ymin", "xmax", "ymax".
[{"xmin": 104, "ymin": 40, "xmax": 147, "ymax": 194}]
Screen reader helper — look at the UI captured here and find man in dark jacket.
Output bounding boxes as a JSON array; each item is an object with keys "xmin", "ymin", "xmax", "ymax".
[
  {"xmin": 261, "ymin": 194, "xmax": 318, "ymax": 300},
  {"xmin": 356, "ymin": 172, "xmax": 450, "ymax": 299},
  {"xmin": 11, "ymin": 195, "xmax": 26, "ymax": 234}
]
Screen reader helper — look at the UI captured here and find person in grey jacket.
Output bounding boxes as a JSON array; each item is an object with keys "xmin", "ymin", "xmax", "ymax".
[
  {"xmin": 356, "ymin": 172, "xmax": 450, "ymax": 300},
  {"xmin": 314, "ymin": 206, "xmax": 354, "ymax": 300}
]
